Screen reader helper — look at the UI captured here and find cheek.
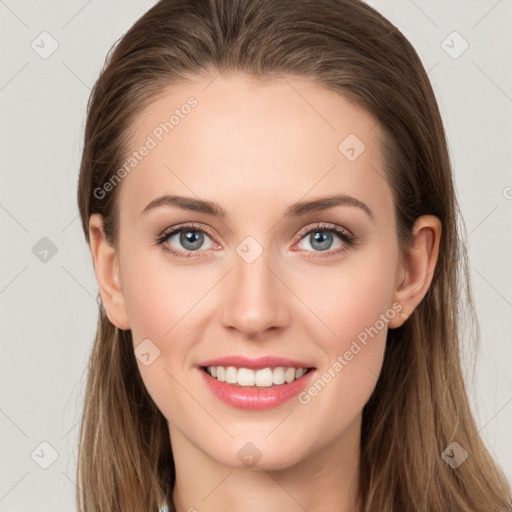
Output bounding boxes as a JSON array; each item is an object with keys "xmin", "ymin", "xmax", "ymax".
[
  {"xmin": 299, "ymin": 241, "xmax": 398, "ymax": 354},
  {"xmin": 120, "ymin": 254, "xmax": 202, "ymax": 420},
  {"xmin": 293, "ymin": 244, "xmax": 397, "ymax": 425},
  {"xmin": 120, "ymin": 247, "xmax": 198, "ymax": 342},
  {"xmin": 120, "ymin": 248, "xmax": 215, "ymax": 393}
]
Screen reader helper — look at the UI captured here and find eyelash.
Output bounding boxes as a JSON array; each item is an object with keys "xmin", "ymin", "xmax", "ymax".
[{"xmin": 154, "ymin": 222, "xmax": 357, "ymax": 260}]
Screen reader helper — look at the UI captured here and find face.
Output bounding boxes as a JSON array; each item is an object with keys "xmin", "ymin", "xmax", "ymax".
[{"xmin": 104, "ymin": 73, "xmax": 407, "ymax": 470}]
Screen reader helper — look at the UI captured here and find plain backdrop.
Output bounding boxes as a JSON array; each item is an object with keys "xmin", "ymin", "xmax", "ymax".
[{"xmin": 0, "ymin": 0, "xmax": 511, "ymax": 510}]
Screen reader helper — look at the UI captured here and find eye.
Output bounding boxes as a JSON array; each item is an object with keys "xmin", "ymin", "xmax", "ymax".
[
  {"xmin": 294, "ymin": 222, "xmax": 356, "ymax": 258},
  {"xmin": 155, "ymin": 223, "xmax": 219, "ymax": 259},
  {"xmin": 155, "ymin": 221, "xmax": 356, "ymax": 260}
]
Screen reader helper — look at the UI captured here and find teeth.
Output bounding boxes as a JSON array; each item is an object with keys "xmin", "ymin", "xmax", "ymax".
[
  {"xmin": 225, "ymin": 366, "xmax": 237, "ymax": 384},
  {"xmin": 205, "ymin": 365, "xmax": 310, "ymax": 387},
  {"xmin": 255, "ymin": 368, "xmax": 273, "ymax": 387},
  {"xmin": 272, "ymin": 367, "xmax": 285, "ymax": 385},
  {"xmin": 285, "ymin": 367, "xmax": 295, "ymax": 383},
  {"xmin": 238, "ymin": 367, "xmax": 255, "ymax": 386},
  {"xmin": 295, "ymin": 368, "xmax": 306, "ymax": 379}
]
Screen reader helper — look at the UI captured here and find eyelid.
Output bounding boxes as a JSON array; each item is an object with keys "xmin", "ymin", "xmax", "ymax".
[
  {"xmin": 156, "ymin": 221, "xmax": 355, "ymax": 257},
  {"xmin": 157, "ymin": 222, "xmax": 217, "ymax": 242},
  {"xmin": 295, "ymin": 221, "xmax": 354, "ymax": 240},
  {"xmin": 158, "ymin": 221, "xmax": 353, "ymax": 243}
]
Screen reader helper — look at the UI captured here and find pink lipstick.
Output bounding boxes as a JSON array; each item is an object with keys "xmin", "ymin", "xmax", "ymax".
[{"xmin": 198, "ymin": 355, "xmax": 316, "ymax": 410}]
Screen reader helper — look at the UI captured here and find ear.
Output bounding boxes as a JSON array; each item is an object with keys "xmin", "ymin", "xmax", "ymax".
[
  {"xmin": 88, "ymin": 213, "xmax": 130, "ymax": 330},
  {"xmin": 388, "ymin": 215, "xmax": 442, "ymax": 328}
]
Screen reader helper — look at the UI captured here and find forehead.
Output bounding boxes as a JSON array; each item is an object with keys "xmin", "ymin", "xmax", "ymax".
[{"xmin": 118, "ymin": 73, "xmax": 392, "ymax": 221}]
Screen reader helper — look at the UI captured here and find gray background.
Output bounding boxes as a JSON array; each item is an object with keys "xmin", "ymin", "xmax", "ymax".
[{"xmin": 0, "ymin": 0, "xmax": 511, "ymax": 510}]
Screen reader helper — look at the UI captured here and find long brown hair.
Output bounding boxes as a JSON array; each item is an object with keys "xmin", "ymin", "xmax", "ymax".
[{"xmin": 76, "ymin": 0, "xmax": 512, "ymax": 510}]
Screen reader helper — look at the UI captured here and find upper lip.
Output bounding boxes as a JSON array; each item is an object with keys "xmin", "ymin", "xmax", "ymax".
[{"xmin": 199, "ymin": 355, "xmax": 316, "ymax": 370}]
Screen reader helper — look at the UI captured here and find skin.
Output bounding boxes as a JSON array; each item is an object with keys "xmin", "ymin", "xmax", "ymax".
[{"xmin": 89, "ymin": 73, "xmax": 441, "ymax": 512}]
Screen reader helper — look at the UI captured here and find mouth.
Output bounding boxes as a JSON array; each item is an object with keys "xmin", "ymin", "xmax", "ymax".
[{"xmin": 198, "ymin": 363, "xmax": 317, "ymax": 410}]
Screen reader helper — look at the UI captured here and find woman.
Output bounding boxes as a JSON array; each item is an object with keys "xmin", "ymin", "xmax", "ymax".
[{"xmin": 76, "ymin": 0, "xmax": 512, "ymax": 510}]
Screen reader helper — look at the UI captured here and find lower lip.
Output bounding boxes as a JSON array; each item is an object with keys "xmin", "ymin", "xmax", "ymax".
[{"xmin": 199, "ymin": 368, "xmax": 316, "ymax": 410}]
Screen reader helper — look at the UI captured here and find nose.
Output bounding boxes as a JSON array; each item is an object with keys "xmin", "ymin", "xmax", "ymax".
[{"xmin": 220, "ymin": 249, "xmax": 291, "ymax": 339}]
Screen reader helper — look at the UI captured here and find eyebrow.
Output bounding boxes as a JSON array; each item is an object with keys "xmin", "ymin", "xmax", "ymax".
[{"xmin": 141, "ymin": 193, "xmax": 374, "ymax": 221}]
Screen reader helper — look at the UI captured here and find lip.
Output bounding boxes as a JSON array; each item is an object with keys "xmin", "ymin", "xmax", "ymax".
[
  {"xmin": 198, "ymin": 366, "xmax": 317, "ymax": 410},
  {"xmin": 199, "ymin": 355, "xmax": 315, "ymax": 370}
]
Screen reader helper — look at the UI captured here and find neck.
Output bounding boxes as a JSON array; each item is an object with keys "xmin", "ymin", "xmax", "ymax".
[{"xmin": 169, "ymin": 415, "xmax": 363, "ymax": 512}]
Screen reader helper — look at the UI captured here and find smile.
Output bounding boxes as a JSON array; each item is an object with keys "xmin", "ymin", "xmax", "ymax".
[{"xmin": 199, "ymin": 364, "xmax": 316, "ymax": 410}]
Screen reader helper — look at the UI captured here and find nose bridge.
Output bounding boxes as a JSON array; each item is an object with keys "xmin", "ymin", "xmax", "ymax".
[{"xmin": 220, "ymin": 237, "xmax": 289, "ymax": 337}]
